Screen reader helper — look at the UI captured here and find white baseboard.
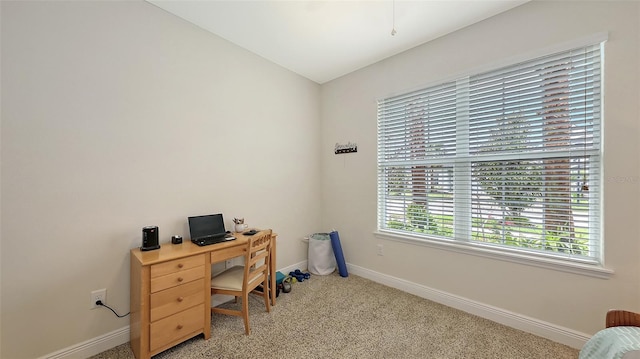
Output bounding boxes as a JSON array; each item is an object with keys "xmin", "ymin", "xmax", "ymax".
[
  {"xmin": 347, "ymin": 263, "xmax": 590, "ymax": 350},
  {"xmin": 41, "ymin": 260, "xmax": 310, "ymax": 359},
  {"xmin": 40, "ymin": 326, "xmax": 130, "ymax": 359},
  {"xmin": 278, "ymin": 259, "xmax": 308, "ymax": 276},
  {"xmin": 43, "ymin": 260, "xmax": 585, "ymax": 358}
]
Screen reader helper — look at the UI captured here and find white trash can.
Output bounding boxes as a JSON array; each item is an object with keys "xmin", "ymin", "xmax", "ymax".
[{"xmin": 308, "ymin": 233, "xmax": 336, "ymax": 275}]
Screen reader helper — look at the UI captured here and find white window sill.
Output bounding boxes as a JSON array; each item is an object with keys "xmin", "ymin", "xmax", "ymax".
[{"xmin": 373, "ymin": 230, "xmax": 614, "ymax": 279}]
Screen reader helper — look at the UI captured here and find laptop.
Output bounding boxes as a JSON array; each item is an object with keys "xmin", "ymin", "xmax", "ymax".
[{"xmin": 188, "ymin": 213, "xmax": 236, "ymax": 246}]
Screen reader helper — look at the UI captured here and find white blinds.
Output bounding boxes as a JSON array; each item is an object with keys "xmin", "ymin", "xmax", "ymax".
[{"xmin": 377, "ymin": 43, "xmax": 602, "ymax": 262}]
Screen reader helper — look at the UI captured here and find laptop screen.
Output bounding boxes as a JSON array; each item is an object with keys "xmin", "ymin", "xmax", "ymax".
[{"xmin": 188, "ymin": 213, "xmax": 226, "ymax": 240}]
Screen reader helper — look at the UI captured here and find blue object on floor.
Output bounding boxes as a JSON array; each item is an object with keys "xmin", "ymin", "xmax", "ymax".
[
  {"xmin": 330, "ymin": 231, "xmax": 348, "ymax": 277},
  {"xmin": 289, "ymin": 270, "xmax": 306, "ymax": 282}
]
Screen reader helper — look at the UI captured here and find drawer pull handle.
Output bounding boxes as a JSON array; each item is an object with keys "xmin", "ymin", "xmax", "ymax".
[
  {"xmin": 178, "ymin": 263, "xmax": 184, "ymax": 268},
  {"xmin": 177, "ymin": 297, "xmax": 184, "ymax": 302},
  {"xmin": 177, "ymin": 277, "xmax": 184, "ymax": 282},
  {"xmin": 177, "ymin": 324, "xmax": 183, "ymax": 330}
]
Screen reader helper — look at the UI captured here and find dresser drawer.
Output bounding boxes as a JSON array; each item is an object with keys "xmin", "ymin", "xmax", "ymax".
[
  {"xmin": 150, "ymin": 280, "xmax": 204, "ymax": 322},
  {"xmin": 149, "ymin": 304, "xmax": 204, "ymax": 352},
  {"xmin": 150, "ymin": 266, "xmax": 204, "ymax": 293},
  {"xmin": 151, "ymin": 254, "xmax": 205, "ymax": 278}
]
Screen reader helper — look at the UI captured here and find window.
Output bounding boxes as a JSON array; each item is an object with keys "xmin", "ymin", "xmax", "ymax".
[{"xmin": 377, "ymin": 43, "xmax": 602, "ymax": 264}]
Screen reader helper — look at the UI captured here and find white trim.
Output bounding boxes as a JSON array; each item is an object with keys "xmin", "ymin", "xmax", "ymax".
[
  {"xmin": 39, "ymin": 326, "xmax": 130, "ymax": 359},
  {"xmin": 347, "ymin": 263, "xmax": 591, "ymax": 350},
  {"xmin": 374, "ymin": 230, "xmax": 614, "ymax": 279},
  {"xmin": 377, "ymin": 39, "xmax": 606, "ymax": 274},
  {"xmin": 39, "ymin": 259, "xmax": 588, "ymax": 357},
  {"xmin": 39, "ymin": 261, "xmax": 309, "ymax": 359},
  {"xmin": 278, "ymin": 260, "xmax": 308, "ymax": 276}
]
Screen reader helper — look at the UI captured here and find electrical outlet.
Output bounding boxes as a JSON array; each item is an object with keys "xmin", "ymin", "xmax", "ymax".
[
  {"xmin": 90, "ymin": 288, "xmax": 107, "ymax": 309},
  {"xmin": 225, "ymin": 260, "xmax": 233, "ymax": 268},
  {"xmin": 377, "ymin": 244, "xmax": 384, "ymax": 256}
]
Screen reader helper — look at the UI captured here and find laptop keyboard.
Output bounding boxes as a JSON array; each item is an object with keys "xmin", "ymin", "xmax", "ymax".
[{"xmin": 192, "ymin": 234, "xmax": 236, "ymax": 246}]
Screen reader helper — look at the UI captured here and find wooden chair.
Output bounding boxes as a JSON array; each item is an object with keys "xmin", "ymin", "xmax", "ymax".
[
  {"xmin": 210, "ymin": 229, "xmax": 272, "ymax": 335},
  {"xmin": 606, "ymin": 309, "xmax": 640, "ymax": 328}
]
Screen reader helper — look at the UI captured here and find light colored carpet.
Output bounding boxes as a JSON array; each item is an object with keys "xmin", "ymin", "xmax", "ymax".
[{"xmin": 92, "ymin": 272, "xmax": 579, "ymax": 358}]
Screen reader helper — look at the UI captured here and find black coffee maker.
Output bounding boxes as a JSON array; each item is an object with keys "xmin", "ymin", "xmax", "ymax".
[{"xmin": 141, "ymin": 226, "xmax": 161, "ymax": 251}]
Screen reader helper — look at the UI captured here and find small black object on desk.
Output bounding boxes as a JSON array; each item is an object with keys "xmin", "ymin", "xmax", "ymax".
[
  {"xmin": 243, "ymin": 229, "xmax": 258, "ymax": 236},
  {"xmin": 141, "ymin": 226, "xmax": 161, "ymax": 251}
]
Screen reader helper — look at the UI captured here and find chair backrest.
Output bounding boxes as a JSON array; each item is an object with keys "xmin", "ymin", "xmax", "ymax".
[{"xmin": 243, "ymin": 229, "xmax": 272, "ymax": 292}]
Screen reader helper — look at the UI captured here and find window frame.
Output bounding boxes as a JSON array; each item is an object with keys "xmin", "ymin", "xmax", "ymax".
[{"xmin": 375, "ymin": 35, "xmax": 611, "ymax": 279}]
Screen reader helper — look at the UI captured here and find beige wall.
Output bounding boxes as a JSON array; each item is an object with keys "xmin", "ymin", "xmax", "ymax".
[
  {"xmin": 0, "ymin": 1, "xmax": 320, "ymax": 358},
  {"xmin": 320, "ymin": 0, "xmax": 639, "ymax": 338},
  {"xmin": 2, "ymin": 0, "xmax": 639, "ymax": 358}
]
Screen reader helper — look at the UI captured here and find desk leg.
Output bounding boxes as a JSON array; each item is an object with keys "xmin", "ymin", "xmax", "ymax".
[
  {"xmin": 270, "ymin": 235, "xmax": 277, "ymax": 306},
  {"xmin": 203, "ymin": 253, "xmax": 211, "ymax": 339}
]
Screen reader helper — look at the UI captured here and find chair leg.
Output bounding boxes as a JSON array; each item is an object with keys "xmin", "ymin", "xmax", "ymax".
[
  {"xmin": 242, "ymin": 292, "xmax": 250, "ymax": 335},
  {"xmin": 263, "ymin": 280, "xmax": 271, "ymax": 313}
]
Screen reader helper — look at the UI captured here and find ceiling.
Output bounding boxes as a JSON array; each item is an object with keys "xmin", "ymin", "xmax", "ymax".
[{"xmin": 147, "ymin": 0, "xmax": 529, "ymax": 84}]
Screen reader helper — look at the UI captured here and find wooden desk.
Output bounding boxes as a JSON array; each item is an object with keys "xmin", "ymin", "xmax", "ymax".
[{"xmin": 130, "ymin": 232, "xmax": 277, "ymax": 359}]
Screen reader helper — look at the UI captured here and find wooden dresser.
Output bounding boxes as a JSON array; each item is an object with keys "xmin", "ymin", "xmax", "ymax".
[{"xmin": 130, "ymin": 244, "xmax": 212, "ymax": 359}]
